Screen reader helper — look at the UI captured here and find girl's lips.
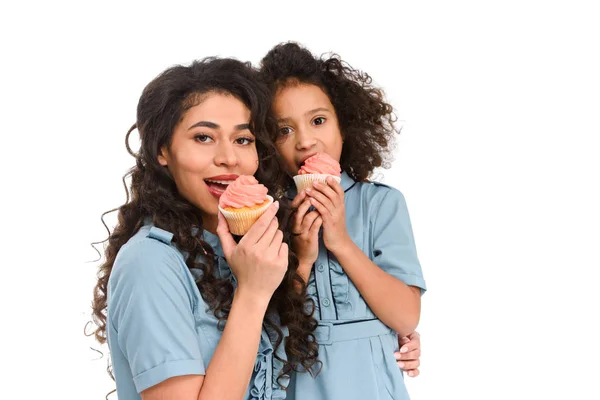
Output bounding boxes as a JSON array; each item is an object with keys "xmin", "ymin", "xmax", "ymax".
[{"xmin": 298, "ymin": 153, "xmax": 317, "ymax": 168}]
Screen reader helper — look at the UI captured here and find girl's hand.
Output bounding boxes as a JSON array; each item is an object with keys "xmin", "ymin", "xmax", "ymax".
[
  {"xmin": 305, "ymin": 177, "xmax": 351, "ymax": 253},
  {"xmin": 291, "ymin": 189, "xmax": 323, "ymax": 267},
  {"xmin": 394, "ymin": 331, "xmax": 422, "ymax": 377}
]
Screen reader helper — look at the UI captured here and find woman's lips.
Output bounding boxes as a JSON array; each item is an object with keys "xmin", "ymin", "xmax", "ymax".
[
  {"xmin": 205, "ymin": 181, "xmax": 228, "ymax": 198},
  {"xmin": 204, "ymin": 175, "xmax": 238, "ymax": 198}
]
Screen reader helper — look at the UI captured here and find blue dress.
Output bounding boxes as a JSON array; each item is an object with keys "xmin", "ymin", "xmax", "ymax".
[
  {"xmin": 107, "ymin": 224, "xmax": 288, "ymax": 399},
  {"xmin": 287, "ymin": 172, "xmax": 427, "ymax": 400}
]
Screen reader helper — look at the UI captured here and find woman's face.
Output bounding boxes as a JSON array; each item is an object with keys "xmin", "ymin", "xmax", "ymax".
[
  {"xmin": 158, "ymin": 92, "xmax": 259, "ymax": 227},
  {"xmin": 272, "ymin": 83, "xmax": 343, "ymax": 176}
]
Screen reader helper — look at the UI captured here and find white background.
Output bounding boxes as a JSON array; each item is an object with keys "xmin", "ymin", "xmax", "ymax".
[{"xmin": 1, "ymin": 0, "xmax": 599, "ymax": 399}]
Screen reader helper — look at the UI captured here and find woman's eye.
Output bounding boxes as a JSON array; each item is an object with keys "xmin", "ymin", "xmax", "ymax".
[
  {"xmin": 278, "ymin": 126, "xmax": 293, "ymax": 136},
  {"xmin": 236, "ymin": 137, "xmax": 255, "ymax": 145},
  {"xmin": 312, "ymin": 117, "xmax": 326, "ymax": 126},
  {"xmin": 194, "ymin": 134, "xmax": 213, "ymax": 143}
]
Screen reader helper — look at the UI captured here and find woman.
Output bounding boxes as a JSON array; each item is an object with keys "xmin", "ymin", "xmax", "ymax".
[{"xmin": 91, "ymin": 57, "xmax": 318, "ymax": 400}]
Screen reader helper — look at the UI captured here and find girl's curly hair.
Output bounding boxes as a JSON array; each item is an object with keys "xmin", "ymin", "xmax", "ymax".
[
  {"xmin": 90, "ymin": 57, "xmax": 319, "ymax": 386},
  {"xmin": 258, "ymin": 42, "xmax": 399, "ymax": 182}
]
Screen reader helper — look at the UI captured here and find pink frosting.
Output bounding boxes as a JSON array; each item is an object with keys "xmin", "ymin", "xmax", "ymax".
[
  {"xmin": 298, "ymin": 153, "xmax": 341, "ymax": 176},
  {"xmin": 219, "ymin": 175, "xmax": 269, "ymax": 208}
]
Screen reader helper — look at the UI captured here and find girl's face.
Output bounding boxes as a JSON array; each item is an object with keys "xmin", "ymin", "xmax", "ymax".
[
  {"xmin": 272, "ymin": 83, "xmax": 343, "ymax": 176},
  {"xmin": 158, "ymin": 92, "xmax": 259, "ymax": 227}
]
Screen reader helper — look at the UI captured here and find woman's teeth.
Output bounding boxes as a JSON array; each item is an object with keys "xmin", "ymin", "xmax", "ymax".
[{"xmin": 205, "ymin": 180, "xmax": 232, "ymax": 185}]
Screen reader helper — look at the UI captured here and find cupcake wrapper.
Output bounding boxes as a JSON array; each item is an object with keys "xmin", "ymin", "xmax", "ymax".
[
  {"xmin": 293, "ymin": 174, "xmax": 342, "ymax": 194},
  {"xmin": 218, "ymin": 195, "xmax": 273, "ymax": 236}
]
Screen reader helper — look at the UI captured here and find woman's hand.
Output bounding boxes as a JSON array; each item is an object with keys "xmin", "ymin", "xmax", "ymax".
[{"xmin": 217, "ymin": 201, "xmax": 288, "ymax": 301}]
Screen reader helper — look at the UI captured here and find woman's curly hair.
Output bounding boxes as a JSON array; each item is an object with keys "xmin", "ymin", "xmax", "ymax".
[
  {"xmin": 258, "ymin": 42, "xmax": 399, "ymax": 182},
  {"xmin": 90, "ymin": 57, "xmax": 319, "ymax": 385}
]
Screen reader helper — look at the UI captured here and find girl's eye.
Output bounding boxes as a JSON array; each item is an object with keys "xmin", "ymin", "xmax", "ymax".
[
  {"xmin": 278, "ymin": 126, "xmax": 293, "ymax": 136},
  {"xmin": 194, "ymin": 134, "xmax": 213, "ymax": 143},
  {"xmin": 312, "ymin": 117, "xmax": 326, "ymax": 126},
  {"xmin": 236, "ymin": 137, "xmax": 255, "ymax": 145}
]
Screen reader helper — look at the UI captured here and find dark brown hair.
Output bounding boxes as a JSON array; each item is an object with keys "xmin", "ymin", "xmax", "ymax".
[
  {"xmin": 259, "ymin": 42, "xmax": 399, "ymax": 182},
  {"xmin": 91, "ymin": 57, "xmax": 319, "ymax": 384}
]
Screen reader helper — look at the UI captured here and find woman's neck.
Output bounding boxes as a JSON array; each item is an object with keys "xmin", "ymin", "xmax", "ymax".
[{"xmin": 202, "ymin": 214, "xmax": 218, "ymax": 234}]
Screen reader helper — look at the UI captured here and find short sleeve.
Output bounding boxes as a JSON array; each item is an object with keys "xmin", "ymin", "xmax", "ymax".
[
  {"xmin": 372, "ymin": 188, "xmax": 427, "ymax": 293},
  {"xmin": 108, "ymin": 238, "xmax": 205, "ymax": 393}
]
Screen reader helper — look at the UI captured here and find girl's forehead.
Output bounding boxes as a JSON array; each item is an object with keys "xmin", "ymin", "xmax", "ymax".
[{"xmin": 274, "ymin": 84, "xmax": 333, "ymax": 113}]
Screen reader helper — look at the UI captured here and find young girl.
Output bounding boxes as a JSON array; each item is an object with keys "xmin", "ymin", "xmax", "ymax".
[
  {"xmin": 91, "ymin": 58, "xmax": 319, "ymax": 400},
  {"xmin": 259, "ymin": 43, "xmax": 427, "ymax": 399}
]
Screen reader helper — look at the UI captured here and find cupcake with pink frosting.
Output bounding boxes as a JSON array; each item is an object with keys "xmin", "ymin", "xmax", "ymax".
[
  {"xmin": 218, "ymin": 175, "xmax": 273, "ymax": 235},
  {"xmin": 293, "ymin": 152, "xmax": 342, "ymax": 193}
]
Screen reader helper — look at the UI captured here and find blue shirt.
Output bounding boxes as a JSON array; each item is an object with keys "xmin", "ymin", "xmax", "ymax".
[
  {"xmin": 107, "ymin": 224, "xmax": 288, "ymax": 400},
  {"xmin": 287, "ymin": 172, "xmax": 426, "ymax": 400}
]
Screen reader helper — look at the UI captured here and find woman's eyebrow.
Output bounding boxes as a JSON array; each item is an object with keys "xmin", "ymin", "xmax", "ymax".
[
  {"xmin": 188, "ymin": 120, "xmax": 218, "ymax": 130},
  {"xmin": 188, "ymin": 121, "xmax": 250, "ymax": 131}
]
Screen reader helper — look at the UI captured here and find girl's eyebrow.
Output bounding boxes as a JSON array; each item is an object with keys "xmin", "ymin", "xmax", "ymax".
[
  {"xmin": 277, "ymin": 107, "xmax": 332, "ymax": 124},
  {"xmin": 304, "ymin": 107, "xmax": 331, "ymax": 116}
]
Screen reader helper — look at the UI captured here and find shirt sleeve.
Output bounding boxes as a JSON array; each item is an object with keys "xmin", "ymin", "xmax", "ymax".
[
  {"xmin": 371, "ymin": 188, "xmax": 427, "ymax": 293},
  {"xmin": 108, "ymin": 238, "xmax": 205, "ymax": 393}
]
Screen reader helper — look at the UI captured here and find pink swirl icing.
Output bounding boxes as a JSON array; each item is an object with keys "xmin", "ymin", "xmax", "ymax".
[
  {"xmin": 298, "ymin": 153, "xmax": 341, "ymax": 176},
  {"xmin": 219, "ymin": 175, "xmax": 269, "ymax": 208}
]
